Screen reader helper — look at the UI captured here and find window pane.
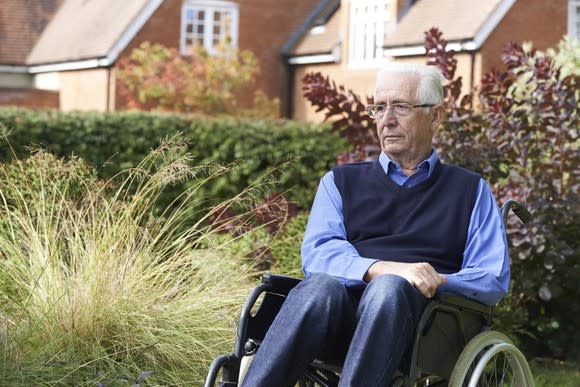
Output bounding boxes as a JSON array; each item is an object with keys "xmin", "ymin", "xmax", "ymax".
[
  {"xmin": 349, "ymin": 0, "xmax": 390, "ymax": 63},
  {"xmin": 182, "ymin": 3, "xmax": 238, "ymax": 54},
  {"xmin": 224, "ymin": 12, "xmax": 233, "ymax": 43}
]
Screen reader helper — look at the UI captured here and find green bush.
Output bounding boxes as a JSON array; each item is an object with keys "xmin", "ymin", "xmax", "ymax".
[
  {"xmin": 0, "ymin": 148, "xmax": 99, "ymax": 207},
  {"xmin": 0, "ymin": 141, "xmax": 261, "ymax": 385},
  {"xmin": 270, "ymin": 213, "xmax": 309, "ymax": 277},
  {"xmin": 0, "ymin": 108, "xmax": 347, "ymax": 210}
]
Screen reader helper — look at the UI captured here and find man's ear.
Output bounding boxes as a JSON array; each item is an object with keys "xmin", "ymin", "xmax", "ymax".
[{"xmin": 430, "ymin": 105, "xmax": 445, "ymax": 133}]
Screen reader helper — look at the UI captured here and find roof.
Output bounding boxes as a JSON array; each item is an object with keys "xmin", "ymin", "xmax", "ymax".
[
  {"xmin": 0, "ymin": 0, "xmax": 65, "ymax": 65},
  {"xmin": 292, "ymin": 6, "xmax": 340, "ymax": 56},
  {"xmin": 384, "ymin": 0, "xmax": 512, "ymax": 48},
  {"xmin": 27, "ymin": 0, "xmax": 160, "ymax": 66},
  {"xmin": 282, "ymin": 0, "xmax": 341, "ymax": 63}
]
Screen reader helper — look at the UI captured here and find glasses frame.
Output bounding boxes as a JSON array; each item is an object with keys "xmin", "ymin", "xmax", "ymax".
[{"xmin": 366, "ymin": 102, "xmax": 436, "ymax": 119}]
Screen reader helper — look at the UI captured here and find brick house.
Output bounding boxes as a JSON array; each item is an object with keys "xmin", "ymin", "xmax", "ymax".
[
  {"xmin": 286, "ymin": 0, "xmax": 574, "ymax": 121},
  {"xmin": 0, "ymin": 0, "xmax": 577, "ymax": 119},
  {"xmin": 0, "ymin": 0, "xmax": 318, "ymax": 112}
]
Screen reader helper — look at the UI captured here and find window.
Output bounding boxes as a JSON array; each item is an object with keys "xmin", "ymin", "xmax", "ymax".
[
  {"xmin": 569, "ymin": 0, "xmax": 580, "ymax": 40},
  {"xmin": 349, "ymin": 0, "xmax": 392, "ymax": 65},
  {"xmin": 181, "ymin": 0, "xmax": 239, "ymax": 55}
]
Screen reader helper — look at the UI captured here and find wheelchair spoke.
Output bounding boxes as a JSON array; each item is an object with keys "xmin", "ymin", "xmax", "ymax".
[
  {"xmin": 499, "ymin": 354, "xmax": 509, "ymax": 385},
  {"xmin": 474, "ymin": 350, "xmax": 520, "ymax": 387}
]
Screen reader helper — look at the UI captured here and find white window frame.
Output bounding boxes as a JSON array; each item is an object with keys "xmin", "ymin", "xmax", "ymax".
[
  {"xmin": 569, "ymin": 0, "xmax": 580, "ymax": 40},
  {"xmin": 348, "ymin": 0, "xmax": 392, "ymax": 67},
  {"xmin": 180, "ymin": 0, "xmax": 239, "ymax": 55}
]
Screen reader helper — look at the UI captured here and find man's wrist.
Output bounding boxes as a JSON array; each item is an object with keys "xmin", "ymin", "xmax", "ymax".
[{"xmin": 364, "ymin": 260, "xmax": 397, "ymax": 282}]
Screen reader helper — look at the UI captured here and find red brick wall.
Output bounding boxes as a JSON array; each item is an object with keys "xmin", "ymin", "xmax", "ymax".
[
  {"xmin": 120, "ymin": 0, "xmax": 181, "ymax": 55},
  {"xmin": 479, "ymin": 0, "xmax": 567, "ymax": 76},
  {"xmin": 237, "ymin": 0, "xmax": 318, "ymax": 113},
  {"xmin": 0, "ymin": 88, "xmax": 59, "ymax": 109},
  {"xmin": 116, "ymin": 0, "xmax": 317, "ymax": 115}
]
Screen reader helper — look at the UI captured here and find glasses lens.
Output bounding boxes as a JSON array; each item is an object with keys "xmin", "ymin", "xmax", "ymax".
[
  {"xmin": 393, "ymin": 104, "xmax": 411, "ymax": 116},
  {"xmin": 370, "ymin": 105, "xmax": 384, "ymax": 118},
  {"xmin": 368, "ymin": 103, "xmax": 420, "ymax": 118}
]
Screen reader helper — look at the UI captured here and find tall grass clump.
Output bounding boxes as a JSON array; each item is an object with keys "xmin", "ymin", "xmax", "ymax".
[{"xmin": 0, "ymin": 138, "xmax": 258, "ymax": 385}]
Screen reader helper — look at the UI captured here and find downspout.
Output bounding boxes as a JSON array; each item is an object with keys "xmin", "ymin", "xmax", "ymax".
[
  {"xmin": 469, "ymin": 50, "xmax": 475, "ymax": 93},
  {"xmin": 106, "ymin": 67, "xmax": 111, "ymax": 112},
  {"xmin": 283, "ymin": 58, "xmax": 295, "ymax": 119},
  {"xmin": 280, "ymin": 0, "xmax": 339, "ymax": 119}
]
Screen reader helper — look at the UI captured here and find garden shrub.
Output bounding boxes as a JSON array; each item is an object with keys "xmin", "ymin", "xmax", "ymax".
[
  {"xmin": 207, "ymin": 211, "xmax": 307, "ymax": 279},
  {"xmin": 430, "ymin": 34, "xmax": 579, "ymax": 361},
  {"xmin": 270, "ymin": 213, "xmax": 309, "ymax": 276},
  {"xmin": 116, "ymin": 41, "xmax": 279, "ymax": 117},
  {"xmin": 0, "ymin": 109, "xmax": 347, "ymax": 210},
  {"xmin": 0, "ymin": 148, "xmax": 99, "ymax": 208}
]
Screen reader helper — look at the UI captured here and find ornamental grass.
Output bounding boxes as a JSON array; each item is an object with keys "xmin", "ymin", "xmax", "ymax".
[{"xmin": 0, "ymin": 138, "xmax": 258, "ymax": 385}]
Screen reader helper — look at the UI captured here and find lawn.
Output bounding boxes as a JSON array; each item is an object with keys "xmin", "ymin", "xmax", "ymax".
[{"xmin": 532, "ymin": 359, "xmax": 580, "ymax": 387}]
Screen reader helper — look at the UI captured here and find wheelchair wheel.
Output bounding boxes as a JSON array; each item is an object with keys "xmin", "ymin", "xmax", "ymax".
[{"xmin": 449, "ymin": 331, "xmax": 533, "ymax": 387}]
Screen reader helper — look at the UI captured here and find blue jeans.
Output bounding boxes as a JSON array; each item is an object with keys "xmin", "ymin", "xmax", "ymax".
[{"xmin": 241, "ymin": 273, "xmax": 429, "ymax": 387}]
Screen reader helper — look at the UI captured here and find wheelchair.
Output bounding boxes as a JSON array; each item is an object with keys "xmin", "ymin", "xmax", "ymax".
[{"xmin": 205, "ymin": 200, "xmax": 534, "ymax": 387}]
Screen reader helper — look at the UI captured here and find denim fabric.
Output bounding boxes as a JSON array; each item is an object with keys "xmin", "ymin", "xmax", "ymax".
[{"xmin": 241, "ymin": 273, "xmax": 428, "ymax": 387}]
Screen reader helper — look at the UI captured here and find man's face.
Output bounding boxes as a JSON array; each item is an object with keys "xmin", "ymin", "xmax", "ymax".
[{"xmin": 373, "ymin": 72, "xmax": 441, "ymax": 162}]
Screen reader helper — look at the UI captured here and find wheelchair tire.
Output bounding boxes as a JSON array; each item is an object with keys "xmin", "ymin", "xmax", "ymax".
[{"xmin": 448, "ymin": 331, "xmax": 534, "ymax": 387}]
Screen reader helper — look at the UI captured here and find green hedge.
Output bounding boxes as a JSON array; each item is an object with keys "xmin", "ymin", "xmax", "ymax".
[{"xmin": 0, "ymin": 107, "xmax": 347, "ymax": 209}]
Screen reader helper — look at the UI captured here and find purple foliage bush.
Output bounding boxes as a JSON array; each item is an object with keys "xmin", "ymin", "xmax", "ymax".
[{"xmin": 302, "ymin": 28, "xmax": 579, "ymax": 360}]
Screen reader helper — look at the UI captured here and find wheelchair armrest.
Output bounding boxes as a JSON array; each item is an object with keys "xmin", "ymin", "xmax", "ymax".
[
  {"xmin": 436, "ymin": 292, "xmax": 493, "ymax": 317},
  {"xmin": 262, "ymin": 274, "xmax": 302, "ymax": 295}
]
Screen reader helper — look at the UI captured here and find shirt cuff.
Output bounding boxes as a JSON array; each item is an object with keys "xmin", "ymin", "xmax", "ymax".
[
  {"xmin": 347, "ymin": 256, "xmax": 379, "ymax": 284},
  {"xmin": 439, "ymin": 273, "xmax": 504, "ymax": 305}
]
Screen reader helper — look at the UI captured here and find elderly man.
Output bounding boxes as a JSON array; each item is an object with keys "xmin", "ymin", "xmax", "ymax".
[{"xmin": 241, "ymin": 63, "xmax": 509, "ymax": 386}]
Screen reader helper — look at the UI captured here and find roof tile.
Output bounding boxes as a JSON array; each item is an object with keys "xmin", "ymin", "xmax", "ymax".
[
  {"xmin": 26, "ymin": 0, "xmax": 152, "ymax": 65},
  {"xmin": 0, "ymin": 0, "xmax": 64, "ymax": 65},
  {"xmin": 292, "ymin": 7, "xmax": 341, "ymax": 56},
  {"xmin": 384, "ymin": 0, "xmax": 505, "ymax": 47}
]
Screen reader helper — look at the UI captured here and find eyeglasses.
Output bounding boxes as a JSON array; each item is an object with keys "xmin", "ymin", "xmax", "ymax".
[{"xmin": 366, "ymin": 103, "xmax": 436, "ymax": 119}]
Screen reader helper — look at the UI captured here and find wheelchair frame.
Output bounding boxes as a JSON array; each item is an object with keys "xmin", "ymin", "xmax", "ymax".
[{"xmin": 205, "ymin": 200, "xmax": 533, "ymax": 387}]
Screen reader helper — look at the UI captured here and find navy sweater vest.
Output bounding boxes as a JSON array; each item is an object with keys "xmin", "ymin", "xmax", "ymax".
[{"xmin": 332, "ymin": 159, "xmax": 480, "ymax": 274}]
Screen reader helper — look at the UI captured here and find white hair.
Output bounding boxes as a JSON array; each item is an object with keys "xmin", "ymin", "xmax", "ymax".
[{"xmin": 374, "ymin": 63, "xmax": 445, "ymax": 105}]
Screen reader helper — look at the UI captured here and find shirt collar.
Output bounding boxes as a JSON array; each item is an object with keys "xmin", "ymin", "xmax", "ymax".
[{"xmin": 378, "ymin": 149, "xmax": 439, "ymax": 177}]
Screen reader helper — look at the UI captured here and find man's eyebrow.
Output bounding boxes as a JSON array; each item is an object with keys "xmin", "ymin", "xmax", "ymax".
[
  {"xmin": 390, "ymin": 98, "xmax": 411, "ymax": 104},
  {"xmin": 373, "ymin": 99, "xmax": 411, "ymax": 105}
]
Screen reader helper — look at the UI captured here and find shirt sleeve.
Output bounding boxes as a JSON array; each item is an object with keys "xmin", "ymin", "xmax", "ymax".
[
  {"xmin": 437, "ymin": 178, "xmax": 510, "ymax": 305},
  {"xmin": 301, "ymin": 171, "xmax": 378, "ymax": 287}
]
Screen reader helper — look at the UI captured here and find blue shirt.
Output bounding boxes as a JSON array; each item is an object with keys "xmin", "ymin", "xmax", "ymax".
[{"xmin": 301, "ymin": 150, "xmax": 510, "ymax": 305}]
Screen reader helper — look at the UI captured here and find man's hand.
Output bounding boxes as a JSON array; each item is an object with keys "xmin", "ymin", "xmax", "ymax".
[{"xmin": 364, "ymin": 261, "xmax": 447, "ymax": 298}]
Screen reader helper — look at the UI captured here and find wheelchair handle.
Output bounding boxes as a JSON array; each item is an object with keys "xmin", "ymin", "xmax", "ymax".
[{"xmin": 501, "ymin": 199, "xmax": 531, "ymax": 225}]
